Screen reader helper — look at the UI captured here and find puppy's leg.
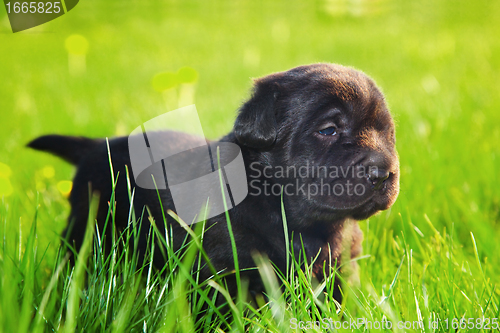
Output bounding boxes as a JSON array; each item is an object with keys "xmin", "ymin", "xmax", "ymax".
[
  {"xmin": 333, "ymin": 220, "xmax": 363, "ymax": 302},
  {"xmin": 63, "ymin": 180, "xmax": 111, "ymax": 263}
]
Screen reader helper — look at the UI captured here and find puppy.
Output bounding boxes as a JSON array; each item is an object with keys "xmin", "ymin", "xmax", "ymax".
[{"xmin": 28, "ymin": 63, "xmax": 399, "ymax": 303}]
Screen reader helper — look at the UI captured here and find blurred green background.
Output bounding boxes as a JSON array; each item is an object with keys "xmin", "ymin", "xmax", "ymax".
[{"xmin": 1, "ymin": 0, "xmax": 499, "ymax": 276}]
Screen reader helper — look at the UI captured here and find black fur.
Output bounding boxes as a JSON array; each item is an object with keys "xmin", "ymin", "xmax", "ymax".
[
  {"xmin": 233, "ymin": 76, "xmax": 279, "ymax": 148},
  {"xmin": 27, "ymin": 135, "xmax": 100, "ymax": 165}
]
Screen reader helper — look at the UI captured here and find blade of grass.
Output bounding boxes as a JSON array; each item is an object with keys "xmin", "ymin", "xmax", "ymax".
[{"xmin": 64, "ymin": 193, "xmax": 99, "ymax": 333}]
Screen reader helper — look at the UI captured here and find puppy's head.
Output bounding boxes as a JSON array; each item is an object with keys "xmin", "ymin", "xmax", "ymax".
[{"xmin": 234, "ymin": 63, "xmax": 399, "ymax": 226}]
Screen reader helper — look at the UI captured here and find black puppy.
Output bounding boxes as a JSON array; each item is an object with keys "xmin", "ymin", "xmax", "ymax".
[{"xmin": 28, "ymin": 63, "xmax": 399, "ymax": 302}]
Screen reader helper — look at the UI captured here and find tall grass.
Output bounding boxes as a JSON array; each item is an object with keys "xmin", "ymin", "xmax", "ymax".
[{"xmin": 0, "ymin": 170, "xmax": 498, "ymax": 332}]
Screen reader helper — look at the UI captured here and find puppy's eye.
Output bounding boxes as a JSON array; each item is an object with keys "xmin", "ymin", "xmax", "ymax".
[{"xmin": 318, "ymin": 127, "xmax": 337, "ymax": 136}]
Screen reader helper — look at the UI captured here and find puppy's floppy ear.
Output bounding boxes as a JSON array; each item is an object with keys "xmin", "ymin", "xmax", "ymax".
[{"xmin": 233, "ymin": 76, "xmax": 280, "ymax": 148}]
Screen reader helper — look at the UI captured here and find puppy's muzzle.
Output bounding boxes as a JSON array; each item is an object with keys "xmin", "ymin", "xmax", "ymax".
[{"xmin": 360, "ymin": 152, "xmax": 394, "ymax": 190}]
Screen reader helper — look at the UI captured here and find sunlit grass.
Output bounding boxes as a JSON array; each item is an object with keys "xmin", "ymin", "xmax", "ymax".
[
  {"xmin": 1, "ymin": 181, "xmax": 498, "ymax": 332},
  {"xmin": 1, "ymin": 0, "xmax": 500, "ymax": 331}
]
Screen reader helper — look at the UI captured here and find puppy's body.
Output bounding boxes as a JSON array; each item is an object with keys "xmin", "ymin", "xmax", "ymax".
[{"xmin": 29, "ymin": 63, "xmax": 399, "ymax": 301}]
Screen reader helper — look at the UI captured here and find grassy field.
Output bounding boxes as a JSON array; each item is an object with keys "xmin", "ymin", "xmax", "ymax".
[{"xmin": 1, "ymin": 0, "xmax": 500, "ymax": 331}]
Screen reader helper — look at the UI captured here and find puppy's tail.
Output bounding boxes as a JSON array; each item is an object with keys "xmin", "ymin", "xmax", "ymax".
[{"xmin": 27, "ymin": 135, "xmax": 100, "ymax": 165}]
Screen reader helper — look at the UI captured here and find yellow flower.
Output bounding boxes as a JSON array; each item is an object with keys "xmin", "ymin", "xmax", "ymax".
[
  {"xmin": 57, "ymin": 180, "xmax": 73, "ymax": 197},
  {"xmin": 0, "ymin": 162, "xmax": 13, "ymax": 197},
  {"xmin": 42, "ymin": 165, "xmax": 55, "ymax": 178},
  {"xmin": 0, "ymin": 162, "xmax": 12, "ymax": 178},
  {"xmin": 0, "ymin": 178, "xmax": 13, "ymax": 197}
]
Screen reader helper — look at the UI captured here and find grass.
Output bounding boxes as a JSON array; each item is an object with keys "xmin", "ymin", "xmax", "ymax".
[{"xmin": 1, "ymin": 0, "xmax": 500, "ymax": 332}]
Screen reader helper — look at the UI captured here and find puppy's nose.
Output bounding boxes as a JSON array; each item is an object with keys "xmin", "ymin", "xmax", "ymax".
[
  {"xmin": 362, "ymin": 153, "xmax": 391, "ymax": 189},
  {"xmin": 367, "ymin": 168, "xmax": 390, "ymax": 189}
]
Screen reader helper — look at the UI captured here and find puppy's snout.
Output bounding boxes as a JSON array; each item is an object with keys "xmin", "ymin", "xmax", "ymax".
[
  {"xmin": 362, "ymin": 152, "xmax": 392, "ymax": 189},
  {"xmin": 368, "ymin": 168, "xmax": 390, "ymax": 189}
]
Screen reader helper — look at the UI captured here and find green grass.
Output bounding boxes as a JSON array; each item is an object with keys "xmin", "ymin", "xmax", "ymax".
[{"xmin": 1, "ymin": 0, "xmax": 500, "ymax": 332}]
